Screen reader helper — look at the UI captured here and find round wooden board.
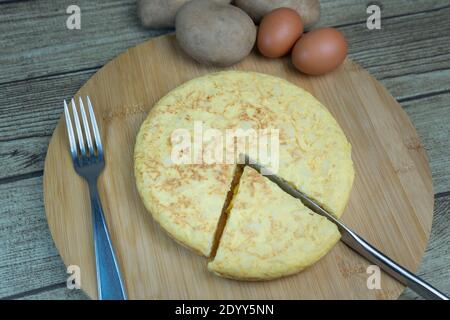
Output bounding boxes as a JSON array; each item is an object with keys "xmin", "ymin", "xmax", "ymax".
[{"xmin": 43, "ymin": 34, "xmax": 433, "ymax": 299}]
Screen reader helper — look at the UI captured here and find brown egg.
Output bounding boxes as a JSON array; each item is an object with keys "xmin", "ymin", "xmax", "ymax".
[
  {"xmin": 257, "ymin": 7, "xmax": 303, "ymax": 58},
  {"xmin": 292, "ymin": 27, "xmax": 348, "ymax": 75}
]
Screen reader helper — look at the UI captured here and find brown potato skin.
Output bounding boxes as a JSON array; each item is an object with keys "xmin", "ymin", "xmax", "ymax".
[
  {"xmin": 235, "ymin": 0, "xmax": 320, "ymax": 28},
  {"xmin": 138, "ymin": 0, "xmax": 231, "ymax": 29},
  {"xmin": 175, "ymin": 0, "xmax": 256, "ymax": 66}
]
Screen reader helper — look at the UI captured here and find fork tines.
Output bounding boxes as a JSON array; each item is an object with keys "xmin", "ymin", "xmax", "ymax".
[{"xmin": 64, "ymin": 96, "xmax": 103, "ymax": 160}]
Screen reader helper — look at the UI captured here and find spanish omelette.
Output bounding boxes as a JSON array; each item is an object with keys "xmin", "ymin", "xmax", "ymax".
[{"xmin": 134, "ymin": 71, "xmax": 354, "ymax": 266}]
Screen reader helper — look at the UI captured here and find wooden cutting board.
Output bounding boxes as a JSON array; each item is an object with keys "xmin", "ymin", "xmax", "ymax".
[{"xmin": 43, "ymin": 34, "xmax": 433, "ymax": 299}]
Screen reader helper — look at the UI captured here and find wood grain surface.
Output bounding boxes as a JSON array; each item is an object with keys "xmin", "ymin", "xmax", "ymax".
[
  {"xmin": 1, "ymin": 0, "xmax": 449, "ymax": 300},
  {"xmin": 42, "ymin": 34, "xmax": 433, "ymax": 299}
]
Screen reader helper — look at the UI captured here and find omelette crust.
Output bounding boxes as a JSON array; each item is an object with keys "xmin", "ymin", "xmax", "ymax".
[{"xmin": 134, "ymin": 71, "xmax": 354, "ymax": 259}]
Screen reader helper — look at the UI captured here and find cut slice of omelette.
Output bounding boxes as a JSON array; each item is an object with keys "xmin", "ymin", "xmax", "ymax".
[
  {"xmin": 134, "ymin": 71, "xmax": 353, "ymax": 258},
  {"xmin": 208, "ymin": 166, "xmax": 341, "ymax": 280}
]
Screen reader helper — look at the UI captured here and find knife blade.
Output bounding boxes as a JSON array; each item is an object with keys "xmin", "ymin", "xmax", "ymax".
[{"xmin": 242, "ymin": 154, "xmax": 449, "ymax": 300}]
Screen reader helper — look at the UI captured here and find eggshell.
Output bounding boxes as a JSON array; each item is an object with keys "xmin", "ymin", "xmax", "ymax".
[
  {"xmin": 257, "ymin": 7, "xmax": 303, "ymax": 58},
  {"xmin": 292, "ymin": 27, "xmax": 348, "ymax": 75}
]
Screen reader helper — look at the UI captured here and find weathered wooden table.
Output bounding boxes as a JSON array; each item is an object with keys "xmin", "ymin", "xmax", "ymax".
[{"xmin": 0, "ymin": 0, "xmax": 448, "ymax": 300}]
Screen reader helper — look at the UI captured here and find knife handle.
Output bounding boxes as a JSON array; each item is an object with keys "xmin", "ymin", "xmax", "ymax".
[
  {"xmin": 89, "ymin": 182, "xmax": 127, "ymax": 300},
  {"xmin": 340, "ymin": 227, "xmax": 449, "ymax": 300}
]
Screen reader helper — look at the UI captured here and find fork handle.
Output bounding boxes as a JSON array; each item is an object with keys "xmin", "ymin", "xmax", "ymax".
[
  {"xmin": 340, "ymin": 227, "xmax": 449, "ymax": 300},
  {"xmin": 89, "ymin": 181, "xmax": 127, "ymax": 300}
]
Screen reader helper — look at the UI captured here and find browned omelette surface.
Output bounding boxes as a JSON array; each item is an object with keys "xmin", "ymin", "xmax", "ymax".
[{"xmin": 134, "ymin": 71, "xmax": 354, "ymax": 266}]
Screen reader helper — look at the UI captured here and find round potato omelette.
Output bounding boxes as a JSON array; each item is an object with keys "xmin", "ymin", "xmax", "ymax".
[{"xmin": 134, "ymin": 71, "xmax": 354, "ymax": 279}]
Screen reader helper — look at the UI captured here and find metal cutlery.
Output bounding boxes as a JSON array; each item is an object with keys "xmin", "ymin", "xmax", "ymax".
[
  {"xmin": 244, "ymin": 155, "xmax": 449, "ymax": 300},
  {"xmin": 64, "ymin": 96, "xmax": 127, "ymax": 300}
]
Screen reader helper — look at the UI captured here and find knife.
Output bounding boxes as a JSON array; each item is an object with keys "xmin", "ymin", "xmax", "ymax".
[{"xmin": 243, "ymin": 155, "xmax": 449, "ymax": 300}]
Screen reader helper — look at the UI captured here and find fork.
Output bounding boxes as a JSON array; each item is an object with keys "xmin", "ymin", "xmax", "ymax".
[{"xmin": 64, "ymin": 96, "xmax": 127, "ymax": 300}]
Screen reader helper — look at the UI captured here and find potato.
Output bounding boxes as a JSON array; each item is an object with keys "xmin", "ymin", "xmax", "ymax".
[
  {"xmin": 175, "ymin": 0, "xmax": 256, "ymax": 66},
  {"xmin": 234, "ymin": 0, "xmax": 320, "ymax": 28},
  {"xmin": 138, "ymin": 0, "xmax": 231, "ymax": 29}
]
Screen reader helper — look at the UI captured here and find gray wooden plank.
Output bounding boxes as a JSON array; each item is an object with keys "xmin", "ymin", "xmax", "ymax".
[
  {"xmin": 0, "ymin": 0, "xmax": 167, "ymax": 84},
  {"xmin": 18, "ymin": 285, "xmax": 89, "ymax": 300},
  {"xmin": 0, "ymin": 173, "xmax": 446, "ymax": 299},
  {"xmin": 0, "ymin": 175, "xmax": 69, "ymax": 297},
  {"xmin": 0, "ymin": 70, "xmax": 93, "ymax": 142},
  {"xmin": 399, "ymin": 193, "xmax": 450, "ymax": 299},
  {"xmin": 383, "ymin": 70, "xmax": 450, "ymax": 101},
  {"xmin": 0, "ymin": 136, "xmax": 49, "ymax": 180},
  {"xmin": 403, "ymin": 93, "xmax": 450, "ymax": 195},
  {"xmin": 0, "ymin": 0, "xmax": 449, "ymax": 86},
  {"xmin": 339, "ymin": 5, "xmax": 450, "ymax": 100},
  {"xmin": 319, "ymin": 0, "xmax": 449, "ymax": 28}
]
